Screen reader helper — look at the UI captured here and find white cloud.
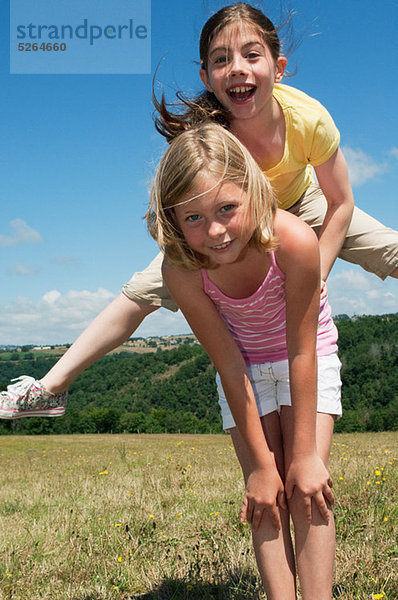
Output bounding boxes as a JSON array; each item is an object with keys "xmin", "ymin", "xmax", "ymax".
[
  {"xmin": 0, "ymin": 287, "xmax": 116, "ymax": 345},
  {"xmin": 42, "ymin": 290, "xmax": 62, "ymax": 304},
  {"xmin": 0, "ymin": 219, "xmax": 43, "ymax": 247},
  {"xmin": 7, "ymin": 263, "xmax": 39, "ymax": 277},
  {"xmin": 134, "ymin": 308, "xmax": 191, "ymax": 338},
  {"xmin": 0, "ymin": 268, "xmax": 395, "ymax": 346},
  {"xmin": 390, "ymin": 147, "xmax": 398, "ymax": 158},
  {"xmin": 329, "ymin": 270, "xmax": 371, "ymax": 291},
  {"xmin": 342, "ymin": 146, "xmax": 386, "ymax": 186},
  {"xmin": 328, "ymin": 268, "xmax": 398, "ymax": 316},
  {"xmin": 0, "ymin": 285, "xmax": 191, "ymax": 346}
]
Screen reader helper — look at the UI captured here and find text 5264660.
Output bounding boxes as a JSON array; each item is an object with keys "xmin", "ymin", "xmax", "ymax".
[{"xmin": 18, "ymin": 42, "xmax": 67, "ymax": 52}]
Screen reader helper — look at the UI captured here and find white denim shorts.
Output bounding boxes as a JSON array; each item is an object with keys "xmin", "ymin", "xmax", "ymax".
[{"xmin": 216, "ymin": 352, "xmax": 342, "ymax": 430}]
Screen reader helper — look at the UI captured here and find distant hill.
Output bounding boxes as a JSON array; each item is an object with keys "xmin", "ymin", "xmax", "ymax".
[{"xmin": 1, "ymin": 313, "xmax": 397, "ymax": 435}]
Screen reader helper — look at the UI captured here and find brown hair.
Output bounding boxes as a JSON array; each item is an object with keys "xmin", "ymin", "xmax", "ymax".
[
  {"xmin": 146, "ymin": 122, "xmax": 277, "ymax": 271},
  {"xmin": 199, "ymin": 3, "xmax": 281, "ymax": 67},
  {"xmin": 154, "ymin": 3, "xmax": 281, "ymax": 143}
]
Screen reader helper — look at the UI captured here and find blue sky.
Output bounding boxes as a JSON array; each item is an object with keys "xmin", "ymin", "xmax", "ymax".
[{"xmin": 0, "ymin": 0, "xmax": 397, "ymax": 344}]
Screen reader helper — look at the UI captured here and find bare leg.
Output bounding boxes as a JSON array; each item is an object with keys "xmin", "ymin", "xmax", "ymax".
[
  {"xmin": 281, "ymin": 408, "xmax": 335, "ymax": 600},
  {"xmin": 41, "ymin": 294, "xmax": 158, "ymax": 393},
  {"xmin": 230, "ymin": 411, "xmax": 296, "ymax": 600}
]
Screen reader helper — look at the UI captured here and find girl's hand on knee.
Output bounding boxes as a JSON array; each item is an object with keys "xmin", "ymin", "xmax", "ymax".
[
  {"xmin": 285, "ymin": 452, "xmax": 334, "ymax": 522},
  {"xmin": 241, "ymin": 467, "xmax": 286, "ymax": 532}
]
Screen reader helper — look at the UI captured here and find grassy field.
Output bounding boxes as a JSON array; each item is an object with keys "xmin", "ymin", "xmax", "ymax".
[{"xmin": 0, "ymin": 432, "xmax": 396, "ymax": 600}]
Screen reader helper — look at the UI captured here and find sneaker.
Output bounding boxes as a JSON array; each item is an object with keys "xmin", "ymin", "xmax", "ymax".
[{"xmin": 0, "ymin": 376, "xmax": 68, "ymax": 419}]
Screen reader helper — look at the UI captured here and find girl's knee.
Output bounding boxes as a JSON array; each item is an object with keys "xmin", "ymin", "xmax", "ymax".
[{"xmin": 288, "ymin": 492, "xmax": 333, "ymax": 528}]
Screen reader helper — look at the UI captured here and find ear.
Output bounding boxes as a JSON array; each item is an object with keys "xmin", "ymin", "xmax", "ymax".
[
  {"xmin": 200, "ymin": 68, "xmax": 214, "ymax": 92},
  {"xmin": 274, "ymin": 56, "xmax": 287, "ymax": 83}
]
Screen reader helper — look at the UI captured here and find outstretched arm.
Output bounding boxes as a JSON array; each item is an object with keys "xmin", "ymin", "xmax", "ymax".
[
  {"xmin": 275, "ymin": 210, "xmax": 334, "ymax": 521},
  {"xmin": 41, "ymin": 293, "xmax": 157, "ymax": 393},
  {"xmin": 163, "ymin": 262, "xmax": 286, "ymax": 531},
  {"xmin": 315, "ymin": 147, "xmax": 354, "ymax": 281}
]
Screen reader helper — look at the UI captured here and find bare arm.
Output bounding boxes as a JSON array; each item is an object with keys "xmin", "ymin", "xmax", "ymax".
[
  {"xmin": 163, "ymin": 262, "xmax": 286, "ymax": 531},
  {"xmin": 275, "ymin": 210, "xmax": 334, "ymax": 521},
  {"xmin": 314, "ymin": 147, "xmax": 354, "ymax": 281},
  {"xmin": 41, "ymin": 294, "xmax": 157, "ymax": 393}
]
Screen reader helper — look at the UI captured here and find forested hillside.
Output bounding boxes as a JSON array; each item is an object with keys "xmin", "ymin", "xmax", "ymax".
[{"xmin": 0, "ymin": 313, "xmax": 397, "ymax": 435}]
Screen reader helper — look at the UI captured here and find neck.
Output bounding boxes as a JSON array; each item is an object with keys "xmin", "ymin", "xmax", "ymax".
[
  {"xmin": 206, "ymin": 246, "xmax": 270, "ymax": 299},
  {"xmin": 230, "ymin": 95, "xmax": 279, "ymax": 144}
]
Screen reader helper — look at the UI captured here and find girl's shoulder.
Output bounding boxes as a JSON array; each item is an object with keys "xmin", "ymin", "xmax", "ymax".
[
  {"xmin": 273, "ymin": 83, "xmax": 325, "ymax": 112},
  {"xmin": 273, "ymin": 84, "xmax": 340, "ymax": 167},
  {"xmin": 274, "ymin": 209, "xmax": 319, "ymax": 273},
  {"xmin": 162, "ymin": 259, "xmax": 203, "ymax": 289}
]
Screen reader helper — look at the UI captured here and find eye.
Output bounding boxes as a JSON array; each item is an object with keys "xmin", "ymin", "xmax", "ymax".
[
  {"xmin": 246, "ymin": 51, "xmax": 260, "ymax": 59},
  {"xmin": 220, "ymin": 204, "xmax": 235, "ymax": 213},
  {"xmin": 186, "ymin": 214, "xmax": 201, "ymax": 223},
  {"xmin": 213, "ymin": 54, "xmax": 228, "ymax": 65}
]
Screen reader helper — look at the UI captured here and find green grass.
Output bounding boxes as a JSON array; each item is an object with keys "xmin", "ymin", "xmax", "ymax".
[{"xmin": 0, "ymin": 432, "xmax": 396, "ymax": 599}]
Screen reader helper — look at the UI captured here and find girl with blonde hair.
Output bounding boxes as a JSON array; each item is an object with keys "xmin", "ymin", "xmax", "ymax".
[{"xmin": 146, "ymin": 121, "xmax": 341, "ymax": 599}]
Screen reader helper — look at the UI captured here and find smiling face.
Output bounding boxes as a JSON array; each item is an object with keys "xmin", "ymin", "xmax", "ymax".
[
  {"xmin": 147, "ymin": 122, "xmax": 278, "ymax": 272},
  {"xmin": 200, "ymin": 24, "xmax": 286, "ymax": 123},
  {"xmin": 173, "ymin": 172, "xmax": 254, "ymax": 267}
]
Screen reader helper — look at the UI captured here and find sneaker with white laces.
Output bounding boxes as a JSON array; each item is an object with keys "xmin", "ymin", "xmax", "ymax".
[{"xmin": 0, "ymin": 376, "xmax": 67, "ymax": 419}]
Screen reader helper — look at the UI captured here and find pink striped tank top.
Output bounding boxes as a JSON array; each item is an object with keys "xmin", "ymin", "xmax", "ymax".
[{"xmin": 201, "ymin": 252, "xmax": 338, "ymax": 365}]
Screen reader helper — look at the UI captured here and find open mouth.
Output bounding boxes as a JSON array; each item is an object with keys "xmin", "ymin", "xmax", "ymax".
[{"xmin": 227, "ymin": 85, "xmax": 256, "ymax": 103}]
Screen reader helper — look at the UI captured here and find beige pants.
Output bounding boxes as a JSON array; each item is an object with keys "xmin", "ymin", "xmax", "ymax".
[{"xmin": 123, "ymin": 184, "xmax": 398, "ymax": 311}]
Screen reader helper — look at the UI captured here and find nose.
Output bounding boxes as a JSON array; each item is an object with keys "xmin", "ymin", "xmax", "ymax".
[
  {"xmin": 229, "ymin": 53, "xmax": 247, "ymax": 76},
  {"xmin": 207, "ymin": 219, "xmax": 226, "ymax": 238}
]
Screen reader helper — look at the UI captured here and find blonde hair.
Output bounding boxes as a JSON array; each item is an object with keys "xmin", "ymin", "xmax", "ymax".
[{"xmin": 146, "ymin": 122, "xmax": 277, "ymax": 271}]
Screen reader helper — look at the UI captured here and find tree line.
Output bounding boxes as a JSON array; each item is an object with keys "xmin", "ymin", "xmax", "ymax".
[{"xmin": 0, "ymin": 313, "xmax": 397, "ymax": 435}]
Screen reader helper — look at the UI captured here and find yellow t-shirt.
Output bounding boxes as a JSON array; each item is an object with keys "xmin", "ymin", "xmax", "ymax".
[{"xmin": 263, "ymin": 84, "xmax": 340, "ymax": 210}]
